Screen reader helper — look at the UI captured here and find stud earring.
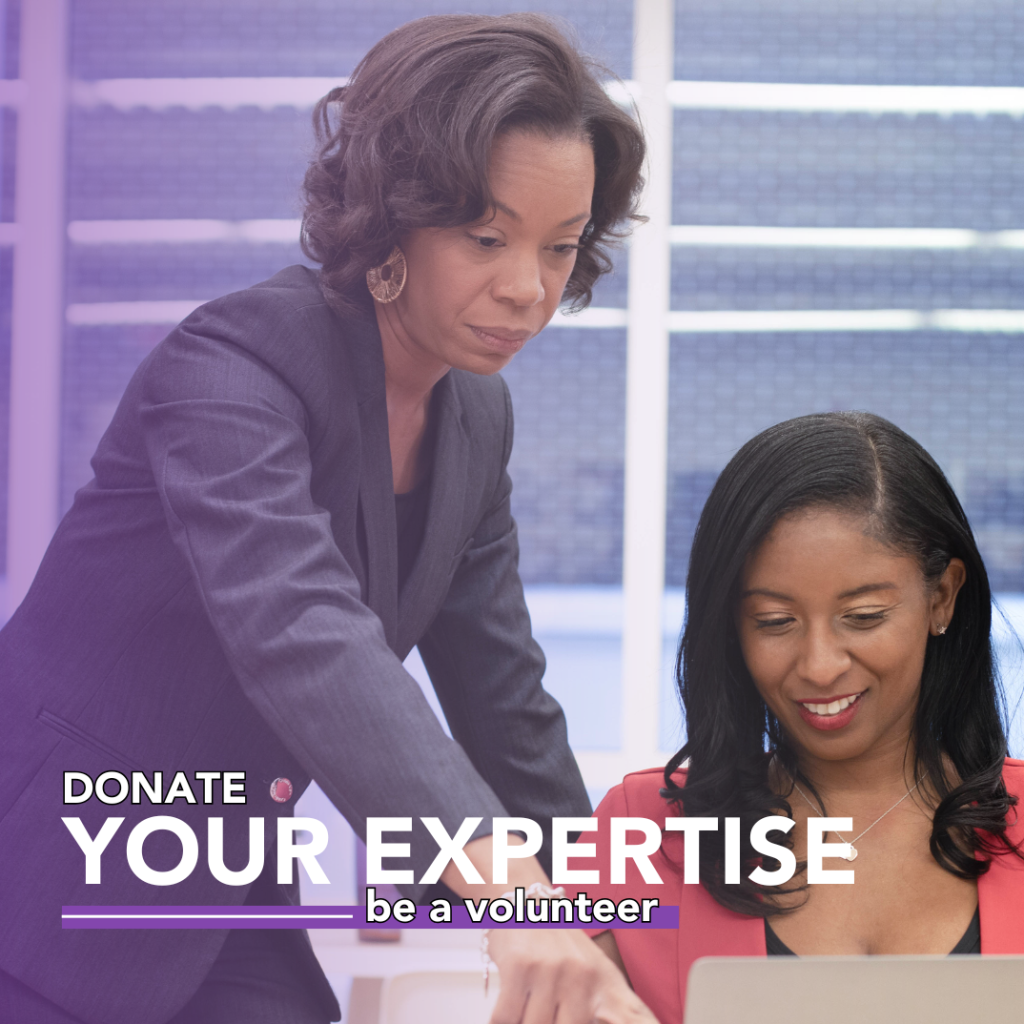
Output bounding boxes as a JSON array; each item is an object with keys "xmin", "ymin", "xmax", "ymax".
[
  {"xmin": 937, "ymin": 625, "xmax": 947, "ymax": 635},
  {"xmin": 366, "ymin": 246, "xmax": 407, "ymax": 303}
]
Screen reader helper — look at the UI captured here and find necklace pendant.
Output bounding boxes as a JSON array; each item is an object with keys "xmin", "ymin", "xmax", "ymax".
[{"xmin": 843, "ymin": 844, "xmax": 858, "ymax": 862}]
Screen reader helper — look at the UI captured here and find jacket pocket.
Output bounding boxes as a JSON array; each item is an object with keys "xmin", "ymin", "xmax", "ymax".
[{"xmin": 37, "ymin": 709, "xmax": 144, "ymax": 773}]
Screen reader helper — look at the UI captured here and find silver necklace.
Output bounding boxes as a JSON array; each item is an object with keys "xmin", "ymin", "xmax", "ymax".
[{"xmin": 790, "ymin": 774, "xmax": 925, "ymax": 862}]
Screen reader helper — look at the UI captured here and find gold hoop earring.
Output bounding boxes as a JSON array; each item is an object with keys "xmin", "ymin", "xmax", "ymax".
[{"xmin": 366, "ymin": 246, "xmax": 407, "ymax": 303}]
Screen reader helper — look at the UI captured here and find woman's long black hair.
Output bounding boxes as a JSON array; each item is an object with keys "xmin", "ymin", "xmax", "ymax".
[{"xmin": 662, "ymin": 411, "xmax": 1020, "ymax": 916}]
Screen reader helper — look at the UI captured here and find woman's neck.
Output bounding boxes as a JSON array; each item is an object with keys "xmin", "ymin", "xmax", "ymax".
[
  {"xmin": 375, "ymin": 300, "xmax": 450, "ymax": 407},
  {"xmin": 785, "ymin": 733, "xmax": 921, "ymax": 807}
]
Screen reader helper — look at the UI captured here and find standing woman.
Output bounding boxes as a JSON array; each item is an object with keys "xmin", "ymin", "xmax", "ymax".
[{"xmin": 0, "ymin": 15, "xmax": 652, "ymax": 1024}]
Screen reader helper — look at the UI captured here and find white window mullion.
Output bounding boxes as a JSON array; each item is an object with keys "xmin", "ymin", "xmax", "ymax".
[
  {"xmin": 621, "ymin": 0, "xmax": 674, "ymax": 774},
  {"xmin": 7, "ymin": 0, "xmax": 69, "ymax": 615}
]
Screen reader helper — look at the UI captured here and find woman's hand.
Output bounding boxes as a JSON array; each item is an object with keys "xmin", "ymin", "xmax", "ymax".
[
  {"xmin": 438, "ymin": 836, "xmax": 656, "ymax": 1021},
  {"xmin": 486, "ymin": 928, "xmax": 659, "ymax": 1024}
]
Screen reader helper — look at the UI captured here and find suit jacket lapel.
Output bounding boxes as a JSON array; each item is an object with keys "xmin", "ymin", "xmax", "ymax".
[
  {"xmin": 342, "ymin": 303, "xmax": 469, "ymax": 658},
  {"xmin": 348, "ymin": 309, "xmax": 399, "ymax": 651},
  {"xmin": 396, "ymin": 370, "xmax": 469, "ymax": 658}
]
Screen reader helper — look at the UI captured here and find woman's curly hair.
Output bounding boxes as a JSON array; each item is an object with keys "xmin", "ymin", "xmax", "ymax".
[{"xmin": 301, "ymin": 13, "xmax": 645, "ymax": 317}]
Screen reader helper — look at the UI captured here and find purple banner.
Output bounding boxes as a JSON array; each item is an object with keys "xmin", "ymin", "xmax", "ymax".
[{"xmin": 62, "ymin": 903, "xmax": 679, "ymax": 930}]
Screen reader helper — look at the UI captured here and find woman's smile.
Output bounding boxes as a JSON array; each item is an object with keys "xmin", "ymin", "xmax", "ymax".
[{"xmin": 795, "ymin": 689, "xmax": 866, "ymax": 730}]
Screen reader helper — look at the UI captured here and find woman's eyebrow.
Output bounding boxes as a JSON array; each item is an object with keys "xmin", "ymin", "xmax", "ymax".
[
  {"xmin": 558, "ymin": 210, "xmax": 592, "ymax": 227},
  {"xmin": 491, "ymin": 200, "xmax": 591, "ymax": 228},
  {"xmin": 740, "ymin": 582, "xmax": 898, "ymax": 601},
  {"xmin": 740, "ymin": 587, "xmax": 792, "ymax": 600},
  {"xmin": 837, "ymin": 582, "xmax": 898, "ymax": 599},
  {"xmin": 493, "ymin": 200, "xmax": 521, "ymax": 221}
]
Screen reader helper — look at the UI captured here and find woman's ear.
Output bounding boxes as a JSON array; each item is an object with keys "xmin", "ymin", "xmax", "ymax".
[{"xmin": 929, "ymin": 557, "xmax": 966, "ymax": 636}]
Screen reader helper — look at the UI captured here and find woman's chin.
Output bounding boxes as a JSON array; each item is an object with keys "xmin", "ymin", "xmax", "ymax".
[
  {"xmin": 787, "ymin": 719, "xmax": 876, "ymax": 762},
  {"xmin": 452, "ymin": 348, "xmax": 517, "ymax": 376}
]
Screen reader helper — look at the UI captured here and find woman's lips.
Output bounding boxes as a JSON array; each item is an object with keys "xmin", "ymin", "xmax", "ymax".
[
  {"xmin": 795, "ymin": 691, "xmax": 865, "ymax": 732},
  {"xmin": 469, "ymin": 325, "xmax": 531, "ymax": 355}
]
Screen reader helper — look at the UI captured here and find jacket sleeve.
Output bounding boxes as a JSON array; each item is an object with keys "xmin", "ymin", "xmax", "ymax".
[
  {"xmin": 138, "ymin": 297, "xmax": 506, "ymax": 896},
  {"xmin": 416, "ymin": 376, "xmax": 592, "ymax": 877}
]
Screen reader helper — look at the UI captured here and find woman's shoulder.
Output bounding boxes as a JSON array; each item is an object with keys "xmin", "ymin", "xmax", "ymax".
[
  {"xmin": 595, "ymin": 765, "xmax": 685, "ymax": 819},
  {"xmin": 214, "ymin": 263, "xmax": 329, "ymax": 309},
  {"xmin": 141, "ymin": 266, "xmax": 381, "ymax": 409},
  {"xmin": 1003, "ymin": 757, "xmax": 1024, "ymax": 796},
  {"xmin": 183, "ymin": 265, "xmax": 345, "ymax": 347}
]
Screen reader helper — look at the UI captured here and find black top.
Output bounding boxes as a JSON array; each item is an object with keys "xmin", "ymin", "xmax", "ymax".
[
  {"xmin": 765, "ymin": 905, "xmax": 981, "ymax": 956},
  {"xmin": 395, "ymin": 473, "xmax": 432, "ymax": 592}
]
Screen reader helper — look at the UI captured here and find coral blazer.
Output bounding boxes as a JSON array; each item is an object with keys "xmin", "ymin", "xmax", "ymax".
[{"xmin": 574, "ymin": 759, "xmax": 1024, "ymax": 1024}]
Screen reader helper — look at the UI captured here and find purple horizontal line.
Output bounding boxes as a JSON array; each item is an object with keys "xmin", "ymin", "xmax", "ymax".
[
  {"xmin": 61, "ymin": 904, "xmax": 680, "ymax": 930},
  {"xmin": 63, "ymin": 906, "xmax": 360, "ymax": 915},
  {"xmin": 64, "ymin": 914, "xmax": 356, "ymax": 919},
  {"xmin": 62, "ymin": 905, "xmax": 361, "ymax": 930}
]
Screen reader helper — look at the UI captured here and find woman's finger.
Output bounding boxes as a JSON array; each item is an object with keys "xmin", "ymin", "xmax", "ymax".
[{"xmin": 485, "ymin": 929, "xmax": 656, "ymax": 1024}]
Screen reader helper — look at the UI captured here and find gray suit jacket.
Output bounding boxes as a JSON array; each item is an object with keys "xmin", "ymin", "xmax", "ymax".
[{"xmin": 0, "ymin": 265, "xmax": 590, "ymax": 1024}]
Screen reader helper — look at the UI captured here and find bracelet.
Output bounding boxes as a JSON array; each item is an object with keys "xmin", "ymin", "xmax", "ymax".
[
  {"xmin": 481, "ymin": 884, "xmax": 567, "ymax": 994},
  {"xmin": 481, "ymin": 932, "xmax": 491, "ymax": 996}
]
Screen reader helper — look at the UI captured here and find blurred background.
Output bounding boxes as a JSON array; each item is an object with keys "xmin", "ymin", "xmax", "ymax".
[{"xmin": 3, "ymin": 0, "xmax": 1024, "ymax": 1010}]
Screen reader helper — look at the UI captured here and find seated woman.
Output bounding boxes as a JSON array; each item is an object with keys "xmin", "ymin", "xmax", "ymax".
[{"xmin": 551, "ymin": 411, "xmax": 1024, "ymax": 1024}]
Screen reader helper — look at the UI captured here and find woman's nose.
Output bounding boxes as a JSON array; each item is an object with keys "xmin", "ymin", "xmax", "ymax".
[
  {"xmin": 795, "ymin": 623, "xmax": 851, "ymax": 687},
  {"xmin": 493, "ymin": 251, "xmax": 545, "ymax": 307}
]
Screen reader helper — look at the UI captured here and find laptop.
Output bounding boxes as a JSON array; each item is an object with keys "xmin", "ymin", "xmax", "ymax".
[{"xmin": 684, "ymin": 955, "xmax": 1024, "ymax": 1024}]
